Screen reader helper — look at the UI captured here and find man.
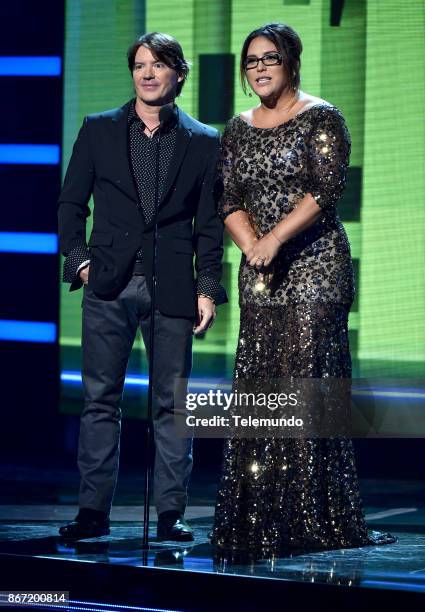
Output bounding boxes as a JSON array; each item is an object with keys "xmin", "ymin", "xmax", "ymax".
[{"xmin": 58, "ymin": 32, "xmax": 226, "ymax": 541}]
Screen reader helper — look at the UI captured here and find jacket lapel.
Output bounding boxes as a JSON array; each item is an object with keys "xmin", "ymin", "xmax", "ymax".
[
  {"xmin": 110, "ymin": 101, "xmax": 140, "ymax": 205},
  {"xmin": 158, "ymin": 107, "xmax": 192, "ymax": 210}
]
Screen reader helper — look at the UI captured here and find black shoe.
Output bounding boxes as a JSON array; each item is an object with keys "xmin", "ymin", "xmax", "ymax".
[
  {"xmin": 157, "ymin": 510, "xmax": 194, "ymax": 542},
  {"xmin": 59, "ymin": 508, "xmax": 110, "ymax": 540}
]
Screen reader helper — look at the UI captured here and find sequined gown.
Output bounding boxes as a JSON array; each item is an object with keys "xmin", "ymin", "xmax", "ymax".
[{"xmin": 211, "ymin": 103, "xmax": 395, "ymax": 556}]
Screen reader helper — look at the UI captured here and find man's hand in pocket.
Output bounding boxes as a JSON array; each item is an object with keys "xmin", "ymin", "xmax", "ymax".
[{"xmin": 79, "ymin": 265, "xmax": 90, "ymax": 285}]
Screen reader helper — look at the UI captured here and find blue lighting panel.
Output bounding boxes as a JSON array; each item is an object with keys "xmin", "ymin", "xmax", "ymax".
[
  {"xmin": 61, "ymin": 371, "xmax": 233, "ymax": 392},
  {"xmin": 0, "ymin": 56, "xmax": 61, "ymax": 76},
  {"xmin": 0, "ymin": 232, "xmax": 58, "ymax": 254},
  {"xmin": 0, "ymin": 144, "xmax": 60, "ymax": 165},
  {"xmin": 61, "ymin": 371, "xmax": 150, "ymax": 387},
  {"xmin": 0, "ymin": 320, "xmax": 57, "ymax": 343}
]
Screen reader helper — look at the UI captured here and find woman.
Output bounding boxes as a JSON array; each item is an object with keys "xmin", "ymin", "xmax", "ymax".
[{"xmin": 211, "ymin": 23, "xmax": 395, "ymax": 558}]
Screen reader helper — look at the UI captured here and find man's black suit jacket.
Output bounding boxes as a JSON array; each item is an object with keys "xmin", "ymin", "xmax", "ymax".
[{"xmin": 57, "ymin": 100, "xmax": 226, "ymax": 318}]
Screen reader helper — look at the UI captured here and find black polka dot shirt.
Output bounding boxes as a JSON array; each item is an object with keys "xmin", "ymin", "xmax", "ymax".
[{"xmin": 127, "ymin": 100, "xmax": 177, "ymax": 259}]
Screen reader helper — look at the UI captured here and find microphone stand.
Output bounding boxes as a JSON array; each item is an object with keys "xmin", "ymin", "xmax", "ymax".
[{"xmin": 142, "ymin": 105, "xmax": 173, "ymax": 554}]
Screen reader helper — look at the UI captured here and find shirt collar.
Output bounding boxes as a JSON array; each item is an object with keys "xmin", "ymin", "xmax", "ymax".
[{"xmin": 127, "ymin": 99, "xmax": 178, "ymax": 133}]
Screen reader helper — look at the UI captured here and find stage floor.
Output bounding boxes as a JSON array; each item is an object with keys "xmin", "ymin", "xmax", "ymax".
[
  {"xmin": 1, "ymin": 466, "xmax": 424, "ymax": 610},
  {"xmin": 0, "ymin": 504, "xmax": 424, "ymax": 576},
  {"xmin": 0, "ymin": 503, "xmax": 424, "ymax": 610}
]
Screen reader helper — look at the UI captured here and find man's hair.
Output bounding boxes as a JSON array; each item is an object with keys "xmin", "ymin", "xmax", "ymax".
[
  {"xmin": 127, "ymin": 32, "xmax": 190, "ymax": 97},
  {"xmin": 240, "ymin": 23, "xmax": 302, "ymax": 95}
]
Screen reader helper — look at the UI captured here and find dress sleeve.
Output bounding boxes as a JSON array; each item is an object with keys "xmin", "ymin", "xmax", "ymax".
[
  {"xmin": 216, "ymin": 119, "xmax": 246, "ymax": 220},
  {"xmin": 307, "ymin": 106, "xmax": 351, "ymax": 211}
]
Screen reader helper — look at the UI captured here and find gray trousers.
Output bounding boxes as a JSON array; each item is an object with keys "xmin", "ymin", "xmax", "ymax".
[{"xmin": 78, "ymin": 274, "xmax": 194, "ymax": 516}]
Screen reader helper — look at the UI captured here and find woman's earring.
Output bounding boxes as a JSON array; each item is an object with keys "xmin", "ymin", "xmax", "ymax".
[{"xmin": 248, "ymin": 92, "xmax": 252, "ymax": 97}]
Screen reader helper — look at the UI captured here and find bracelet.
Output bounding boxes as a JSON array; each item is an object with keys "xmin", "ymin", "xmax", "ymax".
[
  {"xmin": 198, "ymin": 293, "xmax": 215, "ymax": 304},
  {"xmin": 270, "ymin": 229, "xmax": 283, "ymax": 245}
]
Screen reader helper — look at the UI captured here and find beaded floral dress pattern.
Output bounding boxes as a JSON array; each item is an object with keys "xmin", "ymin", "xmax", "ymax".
[{"xmin": 211, "ymin": 104, "xmax": 395, "ymax": 557}]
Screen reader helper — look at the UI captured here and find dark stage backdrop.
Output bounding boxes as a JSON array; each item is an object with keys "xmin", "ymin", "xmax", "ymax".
[{"xmin": 0, "ymin": 0, "xmax": 63, "ymax": 458}]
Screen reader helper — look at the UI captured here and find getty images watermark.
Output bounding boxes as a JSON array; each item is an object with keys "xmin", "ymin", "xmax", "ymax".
[
  {"xmin": 185, "ymin": 389, "xmax": 303, "ymax": 430},
  {"xmin": 172, "ymin": 378, "xmax": 425, "ymax": 438},
  {"xmin": 172, "ymin": 378, "xmax": 356, "ymax": 439}
]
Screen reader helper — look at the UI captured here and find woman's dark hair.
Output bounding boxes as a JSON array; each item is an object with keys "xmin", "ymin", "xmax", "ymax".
[
  {"xmin": 240, "ymin": 23, "xmax": 302, "ymax": 95},
  {"xmin": 127, "ymin": 32, "xmax": 190, "ymax": 96}
]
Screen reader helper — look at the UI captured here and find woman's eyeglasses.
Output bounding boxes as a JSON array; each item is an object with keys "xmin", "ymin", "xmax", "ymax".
[{"xmin": 244, "ymin": 53, "xmax": 283, "ymax": 70}]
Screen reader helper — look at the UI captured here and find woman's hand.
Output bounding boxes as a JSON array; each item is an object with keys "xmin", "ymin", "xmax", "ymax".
[{"xmin": 245, "ymin": 231, "xmax": 282, "ymax": 269}]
